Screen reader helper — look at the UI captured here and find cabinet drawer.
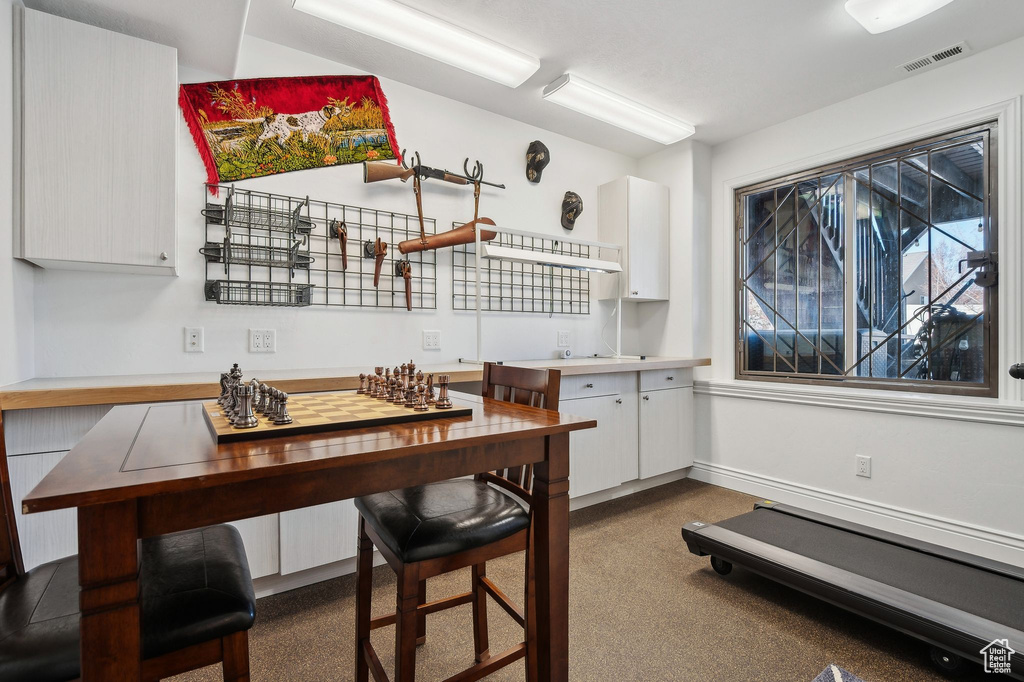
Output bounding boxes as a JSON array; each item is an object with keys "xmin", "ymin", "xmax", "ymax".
[
  {"xmin": 561, "ymin": 373, "xmax": 634, "ymax": 400},
  {"xmin": 640, "ymin": 368, "xmax": 692, "ymax": 392}
]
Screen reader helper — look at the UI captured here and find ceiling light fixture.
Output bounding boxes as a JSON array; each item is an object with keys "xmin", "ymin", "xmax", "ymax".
[
  {"xmin": 845, "ymin": 0, "xmax": 955, "ymax": 34},
  {"xmin": 292, "ymin": 0, "xmax": 540, "ymax": 88},
  {"xmin": 541, "ymin": 74, "xmax": 695, "ymax": 145}
]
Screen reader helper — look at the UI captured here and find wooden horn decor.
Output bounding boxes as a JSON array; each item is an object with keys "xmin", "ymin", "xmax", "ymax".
[{"xmin": 397, "ymin": 218, "xmax": 498, "ymax": 254}]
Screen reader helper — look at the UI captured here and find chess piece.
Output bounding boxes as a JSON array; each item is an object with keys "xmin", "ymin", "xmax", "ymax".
[
  {"xmin": 274, "ymin": 391, "xmax": 293, "ymax": 425},
  {"xmin": 426, "ymin": 374, "xmax": 436, "ymax": 404},
  {"xmin": 218, "ymin": 372, "xmax": 230, "ymax": 407},
  {"xmin": 375, "ymin": 367, "xmax": 386, "ymax": 399},
  {"xmin": 415, "ymin": 370, "xmax": 424, "ymax": 385},
  {"xmin": 357, "ymin": 373, "xmax": 367, "ymax": 394},
  {"xmin": 266, "ymin": 389, "xmax": 280, "ymax": 420},
  {"xmin": 384, "ymin": 368, "xmax": 393, "ymax": 399},
  {"xmin": 391, "ymin": 367, "xmax": 403, "ymax": 403},
  {"xmin": 404, "ymin": 382, "xmax": 417, "ymax": 408},
  {"xmin": 407, "ymin": 360, "xmax": 416, "ymax": 378},
  {"xmin": 435, "ymin": 374, "xmax": 453, "ymax": 409},
  {"xmin": 254, "ymin": 383, "xmax": 266, "ymax": 414},
  {"xmin": 233, "ymin": 383, "xmax": 259, "ymax": 429},
  {"xmin": 414, "ymin": 383, "xmax": 429, "ymax": 411}
]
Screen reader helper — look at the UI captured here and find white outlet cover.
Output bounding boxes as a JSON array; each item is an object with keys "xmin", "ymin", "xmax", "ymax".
[
  {"xmin": 185, "ymin": 327, "xmax": 204, "ymax": 353},
  {"xmin": 856, "ymin": 455, "xmax": 872, "ymax": 478},
  {"xmin": 422, "ymin": 330, "xmax": 441, "ymax": 351},
  {"xmin": 557, "ymin": 330, "xmax": 571, "ymax": 348},
  {"xmin": 249, "ymin": 328, "xmax": 277, "ymax": 353}
]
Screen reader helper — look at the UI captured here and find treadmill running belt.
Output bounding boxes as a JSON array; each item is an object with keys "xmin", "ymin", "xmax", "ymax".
[{"xmin": 717, "ymin": 508, "xmax": 1024, "ymax": 632}]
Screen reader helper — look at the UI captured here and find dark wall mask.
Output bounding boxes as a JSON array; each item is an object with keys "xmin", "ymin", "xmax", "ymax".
[
  {"xmin": 561, "ymin": 191, "xmax": 583, "ymax": 230},
  {"xmin": 526, "ymin": 140, "xmax": 550, "ymax": 183}
]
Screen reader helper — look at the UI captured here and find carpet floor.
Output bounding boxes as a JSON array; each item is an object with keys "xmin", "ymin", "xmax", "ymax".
[{"xmin": 172, "ymin": 479, "xmax": 995, "ymax": 681}]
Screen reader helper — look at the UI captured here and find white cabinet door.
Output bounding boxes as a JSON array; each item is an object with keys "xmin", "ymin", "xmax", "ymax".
[
  {"xmin": 17, "ymin": 8, "xmax": 177, "ymax": 274},
  {"xmin": 639, "ymin": 387, "xmax": 693, "ymax": 479},
  {"xmin": 278, "ymin": 500, "xmax": 360, "ymax": 575},
  {"xmin": 227, "ymin": 515, "xmax": 281, "ymax": 579},
  {"xmin": 626, "ymin": 177, "xmax": 670, "ymax": 301},
  {"xmin": 565, "ymin": 394, "xmax": 637, "ymax": 498},
  {"xmin": 8, "ymin": 452, "xmax": 78, "ymax": 570}
]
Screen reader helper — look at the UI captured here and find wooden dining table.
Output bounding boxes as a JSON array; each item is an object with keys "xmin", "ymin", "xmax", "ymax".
[{"xmin": 22, "ymin": 390, "xmax": 596, "ymax": 681}]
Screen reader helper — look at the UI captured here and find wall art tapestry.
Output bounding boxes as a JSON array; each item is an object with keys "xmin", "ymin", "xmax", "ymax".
[{"xmin": 179, "ymin": 75, "xmax": 400, "ymax": 191}]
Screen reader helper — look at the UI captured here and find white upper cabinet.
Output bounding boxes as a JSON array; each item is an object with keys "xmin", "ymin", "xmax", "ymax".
[
  {"xmin": 15, "ymin": 8, "xmax": 178, "ymax": 274},
  {"xmin": 598, "ymin": 176, "xmax": 670, "ymax": 301}
]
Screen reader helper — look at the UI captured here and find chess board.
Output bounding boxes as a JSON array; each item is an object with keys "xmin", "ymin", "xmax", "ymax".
[{"xmin": 202, "ymin": 391, "xmax": 473, "ymax": 443}]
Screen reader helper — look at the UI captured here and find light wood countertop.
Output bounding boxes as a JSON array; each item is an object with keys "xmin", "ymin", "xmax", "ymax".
[{"xmin": 0, "ymin": 357, "xmax": 710, "ymax": 410}]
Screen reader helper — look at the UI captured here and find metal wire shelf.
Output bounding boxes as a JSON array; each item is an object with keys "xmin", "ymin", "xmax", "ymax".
[
  {"xmin": 451, "ymin": 226, "xmax": 591, "ymax": 315},
  {"xmin": 202, "ymin": 186, "xmax": 313, "ymax": 233},
  {"xmin": 203, "ymin": 184, "xmax": 437, "ymax": 309},
  {"xmin": 205, "ymin": 280, "xmax": 314, "ymax": 307},
  {"xmin": 201, "ymin": 235, "xmax": 314, "ymax": 272}
]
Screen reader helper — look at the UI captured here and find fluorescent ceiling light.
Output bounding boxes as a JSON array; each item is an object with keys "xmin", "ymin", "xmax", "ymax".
[
  {"xmin": 292, "ymin": 0, "xmax": 539, "ymax": 87},
  {"xmin": 845, "ymin": 0, "xmax": 955, "ymax": 34},
  {"xmin": 480, "ymin": 244, "xmax": 622, "ymax": 273},
  {"xmin": 542, "ymin": 74, "xmax": 695, "ymax": 145}
]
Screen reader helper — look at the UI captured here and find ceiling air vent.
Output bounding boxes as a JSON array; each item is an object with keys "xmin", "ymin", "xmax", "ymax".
[{"xmin": 898, "ymin": 42, "xmax": 971, "ymax": 74}]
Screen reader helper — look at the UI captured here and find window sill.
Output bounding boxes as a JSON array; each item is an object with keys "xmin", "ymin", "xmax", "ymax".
[{"xmin": 693, "ymin": 378, "xmax": 1024, "ymax": 427}]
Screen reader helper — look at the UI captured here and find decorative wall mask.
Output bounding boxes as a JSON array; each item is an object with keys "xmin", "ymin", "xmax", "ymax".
[
  {"xmin": 526, "ymin": 140, "xmax": 550, "ymax": 183},
  {"xmin": 561, "ymin": 191, "xmax": 583, "ymax": 230}
]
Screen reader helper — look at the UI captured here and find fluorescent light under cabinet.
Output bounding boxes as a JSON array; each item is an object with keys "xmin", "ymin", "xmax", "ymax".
[
  {"xmin": 479, "ymin": 244, "xmax": 622, "ymax": 273},
  {"xmin": 542, "ymin": 74, "xmax": 695, "ymax": 145},
  {"xmin": 292, "ymin": 0, "xmax": 540, "ymax": 87},
  {"xmin": 844, "ymin": 0, "xmax": 955, "ymax": 34}
]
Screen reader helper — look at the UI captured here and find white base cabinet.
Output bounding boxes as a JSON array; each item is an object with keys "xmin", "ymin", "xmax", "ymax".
[
  {"xmin": 564, "ymin": 393, "xmax": 639, "ymax": 498},
  {"xmin": 278, "ymin": 500, "xmax": 359, "ymax": 575},
  {"xmin": 639, "ymin": 387, "xmax": 694, "ymax": 478}
]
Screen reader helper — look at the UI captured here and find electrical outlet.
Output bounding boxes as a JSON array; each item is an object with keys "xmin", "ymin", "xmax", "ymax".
[
  {"xmin": 856, "ymin": 455, "xmax": 872, "ymax": 478},
  {"xmin": 423, "ymin": 330, "xmax": 441, "ymax": 351},
  {"xmin": 557, "ymin": 330, "xmax": 570, "ymax": 348},
  {"xmin": 249, "ymin": 328, "xmax": 276, "ymax": 353},
  {"xmin": 184, "ymin": 327, "xmax": 204, "ymax": 353}
]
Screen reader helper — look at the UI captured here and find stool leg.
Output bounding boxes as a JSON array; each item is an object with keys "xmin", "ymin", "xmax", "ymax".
[
  {"xmin": 471, "ymin": 562, "xmax": 490, "ymax": 663},
  {"xmin": 355, "ymin": 517, "xmax": 374, "ymax": 682},
  {"xmin": 221, "ymin": 631, "xmax": 250, "ymax": 682},
  {"xmin": 524, "ymin": 526, "xmax": 538, "ymax": 682},
  {"xmin": 395, "ymin": 564, "xmax": 420, "ymax": 682},
  {"xmin": 416, "ymin": 579, "xmax": 427, "ymax": 645}
]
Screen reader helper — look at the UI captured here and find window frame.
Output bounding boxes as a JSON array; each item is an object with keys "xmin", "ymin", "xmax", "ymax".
[{"xmin": 734, "ymin": 122, "xmax": 999, "ymax": 398}]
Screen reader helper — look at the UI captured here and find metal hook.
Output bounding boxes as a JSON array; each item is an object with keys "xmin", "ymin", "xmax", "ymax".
[
  {"xmin": 402, "ymin": 150, "xmax": 422, "ymax": 174},
  {"xmin": 463, "ymin": 158, "xmax": 484, "ymax": 183}
]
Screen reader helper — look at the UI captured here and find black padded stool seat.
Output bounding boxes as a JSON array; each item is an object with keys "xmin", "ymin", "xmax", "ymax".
[
  {"xmin": 355, "ymin": 480, "xmax": 530, "ymax": 564},
  {"xmin": 0, "ymin": 524, "xmax": 256, "ymax": 682}
]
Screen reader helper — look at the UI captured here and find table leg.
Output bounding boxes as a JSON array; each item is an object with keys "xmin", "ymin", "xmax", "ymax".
[
  {"xmin": 532, "ymin": 432, "xmax": 570, "ymax": 682},
  {"xmin": 78, "ymin": 500, "xmax": 142, "ymax": 680}
]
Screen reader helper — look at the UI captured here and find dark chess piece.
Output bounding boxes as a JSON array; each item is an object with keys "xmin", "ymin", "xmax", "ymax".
[
  {"xmin": 256, "ymin": 383, "xmax": 269, "ymax": 414},
  {"xmin": 375, "ymin": 367, "xmax": 386, "ymax": 399},
  {"xmin": 435, "ymin": 375, "xmax": 453, "ymax": 409},
  {"xmin": 357, "ymin": 373, "xmax": 367, "ymax": 394},
  {"xmin": 426, "ymin": 374, "xmax": 436, "ymax": 405},
  {"xmin": 274, "ymin": 391, "xmax": 293, "ymax": 425},
  {"xmin": 414, "ymin": 384, "xmax": 429, "ymax": 411},
  {"xmin": 391, "ymin": 367, "xmax": 403, "ymax": 403},
  {"xmin": 415, "ymin": 370, "xmax": 424, "ymax": 385},
  {"xmin": 233, "ymin": 383, "xmax": 259, "ymax": 429},
  {"xmin": 404, "ymin": 383, "xmax": 417, "ymax": 408},
  {"xmin": 218, "ymin": 372, "xmax": 230, "ymax": 407}
]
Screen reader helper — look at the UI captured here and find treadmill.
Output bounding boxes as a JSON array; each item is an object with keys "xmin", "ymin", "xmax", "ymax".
[{"xmin": 682, "ymin": 501, "xmax": 1024, "ymax": 679}]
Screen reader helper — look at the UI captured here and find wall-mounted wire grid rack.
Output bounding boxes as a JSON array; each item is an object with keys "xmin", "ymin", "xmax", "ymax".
[
  {"xmin": 452, "ymin": 225, "xmax": 591, "ymax": 315},
  {"xmin": 203, "ymin": 184, "xmax": 436, "ymax": 309}
]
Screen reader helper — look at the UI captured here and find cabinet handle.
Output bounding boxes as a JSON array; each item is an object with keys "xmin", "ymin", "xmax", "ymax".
[
  {"xmin": 584, "ymin": 383, "xmax": 594, "ymax": 388},
  {"xmin": 642, "ymin": 394, "xmax": 650, "ymax": 401},
  {"xmin": 615, "ymin": 398, "xmax": 622, "ymax": 404},
  {"xmin": 159, "ymin": 251, "xmax": 168, "ymax": 261},
  {"xmin": 666, "ymin": 376, "xmax": 674, "ymax": 381},
  {"xmin": 631, "ymin": 290, "xmax": 639, "ymax": 296}
]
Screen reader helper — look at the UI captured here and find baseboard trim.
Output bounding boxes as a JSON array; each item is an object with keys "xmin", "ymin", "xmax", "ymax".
[
  {"xmin": 689, "ymin": 460, "xmax": 1024, "ymax": 563},
  {"xmin": 569, "ymin": 469, "xmax": 690, "ymax": 512}
]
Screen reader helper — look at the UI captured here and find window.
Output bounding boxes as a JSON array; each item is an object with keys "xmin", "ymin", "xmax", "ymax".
[{"xmin": 736, "ymin": 123, "xmax": 997, "ymax": 396}]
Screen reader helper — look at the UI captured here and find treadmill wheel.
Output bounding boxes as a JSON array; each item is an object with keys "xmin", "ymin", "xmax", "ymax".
[
  {"xmin": 710, "ymin": 556, "xmax": 733, "ymax": 575},
  {"xmin": 929, "ymin": 646, "xmax": 967, "ymax": 678}
]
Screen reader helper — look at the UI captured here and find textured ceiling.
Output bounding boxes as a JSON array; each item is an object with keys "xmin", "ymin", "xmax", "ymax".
[
  {"xmin": 245, "ymin": 0, "xmax": 1024, "ymax": 154},
  {"xmin": 23, "ymin": 0, "xmax": 1024, "ymax": 155},
  {"xmin": 22, "ymin": 0, "xmax": 250, "ymax": 77}
]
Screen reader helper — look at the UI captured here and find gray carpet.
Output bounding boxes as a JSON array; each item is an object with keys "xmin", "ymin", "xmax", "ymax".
[{"xmin": 172, "ymin": 479, "xmax": 993, "ymax": 681}]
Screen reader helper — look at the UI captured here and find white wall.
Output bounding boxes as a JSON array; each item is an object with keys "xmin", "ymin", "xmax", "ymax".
[
  {"xmin": 695, "ymin": 37, "xmax": 1024, "ymax": 565},
  {"xmin": 1, "ymin": 0, "xmax": 35, "ymax": 386},
  {"xmin": 27, "ymin": 35, "xmax": 637, "ymax": 378},
  {"xmin": 634, "ymin": 140, "xmax": 711, "ymax": 359}
]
